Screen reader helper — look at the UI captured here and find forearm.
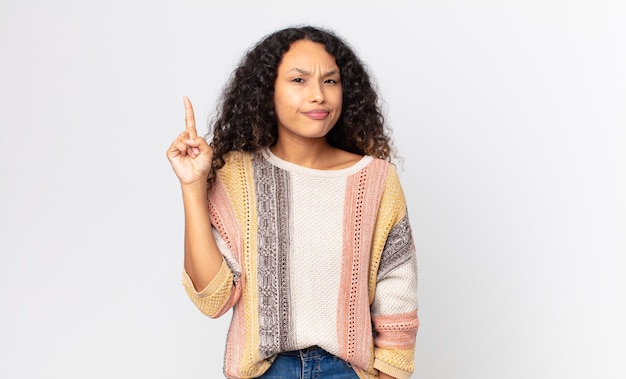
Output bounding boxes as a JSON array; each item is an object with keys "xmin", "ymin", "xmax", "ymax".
[
  {"xmin": 379, "ymin": 373, "xmax": 397, "ymax": 379},
  {"xmin": 181, "ymin": 181, "xmax": 223, "ymax": 291}
]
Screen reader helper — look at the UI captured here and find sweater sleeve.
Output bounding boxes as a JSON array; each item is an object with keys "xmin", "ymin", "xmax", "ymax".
[
  {"xmin": 371, "ymin": 169, "xmax": 419, "ymax": 378},
  {"xmin": 181, "ymin": 228, "xmax": 239, "ymax": 318}
]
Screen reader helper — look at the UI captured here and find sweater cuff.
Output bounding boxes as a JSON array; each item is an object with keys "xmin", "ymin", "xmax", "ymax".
[
  {"xmin": 182, "ymin": 259, "xmax": 231, "ymax": 297},
  {"xmin": 374, "ymin": 359, "xmax": 412, "ymax": 379}
]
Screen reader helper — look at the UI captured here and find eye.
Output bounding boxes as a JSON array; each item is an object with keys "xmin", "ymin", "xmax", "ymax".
[
  {"xmin": 292, "ymin": 78, "xmax": 305, "ymax": 83},
  {"xmin": 325, "ymin": 78, "xmax": 339, "ymax": 85}
]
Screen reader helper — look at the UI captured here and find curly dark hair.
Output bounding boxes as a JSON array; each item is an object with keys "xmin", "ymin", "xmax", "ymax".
[{"xmin": 206, "ymin": 25, "xmax": 394, "ymax": 187}]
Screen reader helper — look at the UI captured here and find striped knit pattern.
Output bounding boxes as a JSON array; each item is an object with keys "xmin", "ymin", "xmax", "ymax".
[{"xmin": 182, "ymin": 150, "xmax": 418, "ymax": 379}]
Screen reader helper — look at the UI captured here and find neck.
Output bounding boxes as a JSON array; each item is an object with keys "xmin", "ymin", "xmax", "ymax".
[{"xmin": 270, "ymin": 137, "xmax": 335, "ymax": 169}]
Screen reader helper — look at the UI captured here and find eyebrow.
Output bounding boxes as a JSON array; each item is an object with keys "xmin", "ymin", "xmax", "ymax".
[{"xmin": 285, "ymin": 67, "xmax": 340, "ymax": 76}]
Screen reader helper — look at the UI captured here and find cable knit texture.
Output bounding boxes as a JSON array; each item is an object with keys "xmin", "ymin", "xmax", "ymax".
[{"xmin": 182, "ymin": 149, "xmax": 418, "ymax": 379}]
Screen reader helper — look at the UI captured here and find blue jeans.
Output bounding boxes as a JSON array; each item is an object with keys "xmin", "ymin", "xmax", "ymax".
[{"xmin": 257, "ymin": 346, "xmax": 359, "ymax": 379}]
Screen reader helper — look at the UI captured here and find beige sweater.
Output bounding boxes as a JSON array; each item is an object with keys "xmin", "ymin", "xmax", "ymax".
[{"xmin": 183, "ymin": 149, "xmax": 419, "ymax": 379}]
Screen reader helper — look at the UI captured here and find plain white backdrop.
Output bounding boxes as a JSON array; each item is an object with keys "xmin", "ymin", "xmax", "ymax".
[{"xmin": 1, "ymin": 0, "xmax": 624, "ymax": 378}]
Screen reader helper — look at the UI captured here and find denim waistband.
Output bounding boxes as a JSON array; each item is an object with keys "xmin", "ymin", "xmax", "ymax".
[{"xmin": 281, "ymin": 345, "xmax": 328, "ymax": 358}]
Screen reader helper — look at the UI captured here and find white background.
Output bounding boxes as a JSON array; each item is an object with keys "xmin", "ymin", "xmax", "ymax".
[{"xmin": 1, "ymin": 1, "xmax": 625, "ymax": 378}]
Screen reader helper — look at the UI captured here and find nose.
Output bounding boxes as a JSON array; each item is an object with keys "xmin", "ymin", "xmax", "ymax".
[{"xmin": 309, "ymin": 81, "xmax": 325, "ymax": 103}]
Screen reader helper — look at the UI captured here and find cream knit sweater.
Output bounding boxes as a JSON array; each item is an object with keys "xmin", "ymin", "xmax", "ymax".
[{"xmin": 183, "ymin": 149, "xmax": 419, "ymax": 379}]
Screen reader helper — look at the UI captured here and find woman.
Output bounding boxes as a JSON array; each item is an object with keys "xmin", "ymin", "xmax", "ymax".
[{"xmin": 166, "ymin": 25, "xmax": 418, "ymax": 379}]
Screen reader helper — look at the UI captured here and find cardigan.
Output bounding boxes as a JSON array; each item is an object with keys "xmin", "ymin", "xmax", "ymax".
[{"xmin": 182, "ymin": 149, "xmax": 419, "ymax": 379}]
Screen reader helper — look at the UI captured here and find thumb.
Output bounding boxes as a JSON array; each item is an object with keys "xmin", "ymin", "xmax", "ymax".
[{"xmin": 190, "ymin": 135, "xmax": 213, "ymax": 158}]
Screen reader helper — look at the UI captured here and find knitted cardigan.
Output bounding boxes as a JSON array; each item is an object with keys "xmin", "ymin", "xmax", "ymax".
[{"xmin": 183, "ymin": 150, "xmax": 419, "ymax": 379}]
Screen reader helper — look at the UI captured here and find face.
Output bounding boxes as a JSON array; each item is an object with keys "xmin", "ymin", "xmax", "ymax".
[{"xmin": 273, "ymin": 40, "xmax": 342, "ymax": 143}]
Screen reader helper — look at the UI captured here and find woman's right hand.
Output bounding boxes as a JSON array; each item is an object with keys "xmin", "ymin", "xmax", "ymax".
[{"xmin": 166, "ymin": 97, "xmax": 213, "ymax": 185}]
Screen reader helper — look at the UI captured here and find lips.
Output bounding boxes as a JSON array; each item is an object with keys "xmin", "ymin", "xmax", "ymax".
[{"xmin": 303, "ymin": 110, "xmax": 329, "ymax": 120}]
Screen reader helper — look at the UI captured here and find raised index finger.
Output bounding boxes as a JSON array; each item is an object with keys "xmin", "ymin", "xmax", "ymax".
[{"xmin": 183, "ymin": 96, "xmax": 198, "ymax": 139}]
